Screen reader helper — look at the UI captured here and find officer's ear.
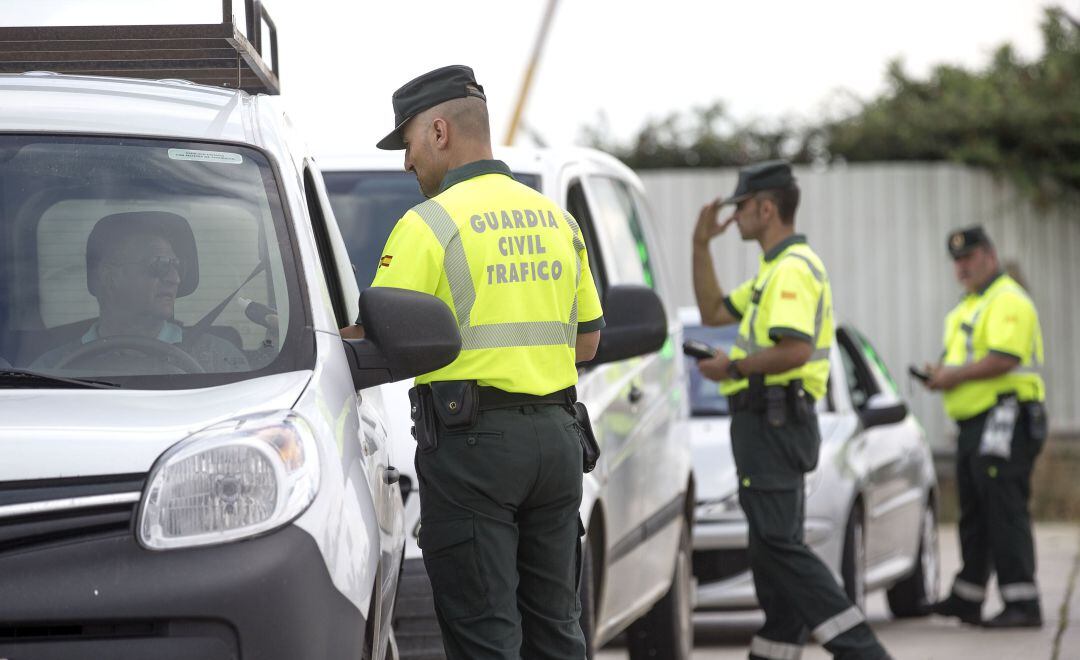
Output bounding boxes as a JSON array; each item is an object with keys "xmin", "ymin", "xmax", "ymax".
[
  {"xmin": 431, "ymin": 116, "xmax": 450, "ymax": 150},
  {"xmin": 756, "ymin": 194, "xmax": 776, "ymax": 222}
]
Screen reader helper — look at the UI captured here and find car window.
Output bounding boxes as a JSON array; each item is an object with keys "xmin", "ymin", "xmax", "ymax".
[
  {"xmin": 854, "ymin": 329, "xmax": 901, "ymax": 396},
  {"xmin": 323, "ymin": 170, "xmax": 540, "ymax": 291},
  {"xmin": 0, "ymin": 135, "xmax": 308, "ymax": 387},
  {"xmin": 683, "ymin": 324, "xmax": 739, "ymax": 416},
  {"xmin": 837, "ymin": 339, "xmax": 872, "ymax": 409},
  {"xmin": 566, "ymin": 180, "xmax": 607, "ymax": 299},
  {"xmin": 585, "ymin": 176, "xmax": 649, "ymax": 287}
]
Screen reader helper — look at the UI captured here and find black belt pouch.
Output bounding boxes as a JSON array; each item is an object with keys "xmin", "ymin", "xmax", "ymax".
[
  {"xmin": 573, "ymin": 401, "xmax": 601, "ymax": 473},
  {"xmin": 409, "ymin": 386, "xmax": 439, "ymax": 453},
  {"xmin": 1025, "ymin": 401, "xmax": 1047, "ymax": 441},
  {"xmin": 430, "ymin": 380, "xmax": 480, "ymax": 431}
]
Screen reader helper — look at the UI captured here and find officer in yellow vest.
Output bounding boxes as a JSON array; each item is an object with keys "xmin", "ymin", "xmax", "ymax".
[
  {"xmin": 692, "ymin": 161, "xmax": 889, "ymax": 660},
  {"xmin": 924, "ymin": 226, "xmax": 1046, "ymax": 629},
  {"xmin": 351, "ymin": 65, "xmax": 603, "ymax": 659}
]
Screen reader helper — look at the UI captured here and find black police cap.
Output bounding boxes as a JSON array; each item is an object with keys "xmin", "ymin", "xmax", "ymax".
[
  {"xmin": 719, "ymin": 160, "xmax": 796, "ymax": 206},
  {"xmin": 947, "ymin": 225, "xmax": 993, "ymax": 259},
  {"xmin": 376, "ymin": 65, "xmax": 487, "ymax": 150}
]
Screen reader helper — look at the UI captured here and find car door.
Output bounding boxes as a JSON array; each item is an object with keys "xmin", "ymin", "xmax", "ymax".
[
  {"xmin": 578, "ymin": 172, "xmax": 683, "ymax": 621},
  {"xmin": 836, "ymin": 326, "xmax": 922, "ymax": 569},
  {"xmin": 303, "ymin": 160, "xmax": 403, "ymax": 656}
]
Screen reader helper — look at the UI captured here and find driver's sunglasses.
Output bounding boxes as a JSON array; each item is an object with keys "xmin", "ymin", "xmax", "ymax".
[{"xmin": 112, "ymin": 256, "xmax": 184, "ymax": 279}]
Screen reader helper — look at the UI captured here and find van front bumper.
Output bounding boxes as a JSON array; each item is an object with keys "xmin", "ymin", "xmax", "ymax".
[{"xmin": 0, "ymin": 525, "xmax": 365, "ymax": 659}]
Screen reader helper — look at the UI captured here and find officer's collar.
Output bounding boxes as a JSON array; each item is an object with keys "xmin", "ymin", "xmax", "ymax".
[
  {"xmin": 438, "ymin": 159, "xmax": 513, "ymax": 194},
  {"xmin": 974, "ymin": 270, "xmax": 1006, "ymax": 297},
  {"xmin": 763, "ymin": 233, "xmax": 807, "ymax": 262}
]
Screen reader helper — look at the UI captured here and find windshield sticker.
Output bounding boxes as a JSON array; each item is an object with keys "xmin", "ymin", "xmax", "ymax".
[{"xmin": 167, "ymin": 148, "xmax": 243, "ymax": 165}]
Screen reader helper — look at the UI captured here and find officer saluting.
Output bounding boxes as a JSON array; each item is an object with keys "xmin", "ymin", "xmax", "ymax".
[
  {"xmin": 351, "ymin": 65, "xmax": 603, "ymax": 659},
  {"xmin": 925, "ymin": 226, "xmax": 1047, "ymax": 628},
  {"xmin": 692, "ymin": 161, "xmax": 889, "ymax": 659}
]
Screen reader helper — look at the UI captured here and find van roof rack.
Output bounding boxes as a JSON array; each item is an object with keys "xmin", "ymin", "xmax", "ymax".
[{"xmin": 0, "ymin": 0, "xmax": 280, "ymax": 94}]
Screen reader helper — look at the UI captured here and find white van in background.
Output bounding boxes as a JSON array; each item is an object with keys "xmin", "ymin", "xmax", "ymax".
[{"xmin": 321, "ymin": 148, "xmax": 696, "ymax": 660}]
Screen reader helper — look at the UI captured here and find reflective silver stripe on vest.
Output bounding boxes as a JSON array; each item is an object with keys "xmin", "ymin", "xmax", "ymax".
[
  {"xmin": 952, "ymin": 579, "xmax": 986, "ymax": 602},
  {"xmin": 811, "ymin": 605, "xmax": 865, "ymax": 644},
  {"xmin": 412, "ymin": 199, "xmax": 577, "ymax": 350},
  {"xmin": 738, "ymin": 252, "xmax": 829, "ymax": 361},
  {"xmin": 562, "ymin": 210, "xmax": 585, "ymax": 334},
  {"xmin": 414, "ymin": 198, "xmax": 477, "ymax": 326},
  {"xmin": 1000, "ymin": 582, "xmax": 1039, "ymax": 602},
  {"xmin": 750, "ymin": 636, "xmax": 803, "ymax": 660}
]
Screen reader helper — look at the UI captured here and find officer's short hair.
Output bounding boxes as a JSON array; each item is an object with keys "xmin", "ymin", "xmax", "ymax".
[{"xmin": 758, "ymin": 184, "xmax": 800, "ymax": 225}]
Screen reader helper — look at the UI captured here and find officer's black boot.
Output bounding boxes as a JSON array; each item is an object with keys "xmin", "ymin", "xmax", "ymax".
[
  {"xmin": 929, "ymin": 595, "xmax": 982, "ymax": 625},
  {"xmin": 983, "ymin": 601, "xmax": 1042, "ymax": 629}
]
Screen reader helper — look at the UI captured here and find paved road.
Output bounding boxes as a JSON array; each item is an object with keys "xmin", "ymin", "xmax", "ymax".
[{"xmin": 599, "ymin": 523, "xmax": 1080, "ymax": 660}]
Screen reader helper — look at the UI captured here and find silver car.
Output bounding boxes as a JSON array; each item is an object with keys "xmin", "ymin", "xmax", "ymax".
[{"xmin": 681, "ymin": 307, "xmax": 940, "ymax": 616}]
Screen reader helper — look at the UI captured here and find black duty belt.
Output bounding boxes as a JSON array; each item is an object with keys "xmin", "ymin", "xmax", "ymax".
[
  {"xmin": 477, "ymin": 385, "xmax": 575, "ymax": 411},
  {"xmin": 728, "ymin": 384, "xmax": 815, "ymax": 414}
]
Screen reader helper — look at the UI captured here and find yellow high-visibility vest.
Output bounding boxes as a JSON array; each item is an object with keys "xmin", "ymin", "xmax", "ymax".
[
  {"xmin": 370, "ymin": 160, "xmax": 604, "ymax": 395},
  {"xmin": 941, "ymin": 273, "xmax": 1045, "ymax": 421},
  {"xmin": 721, "ymin": 235, "xmax": 833, "ymax": 402}
]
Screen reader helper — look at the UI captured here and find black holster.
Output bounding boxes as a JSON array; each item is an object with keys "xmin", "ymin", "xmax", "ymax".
[
  {"xmin": 1024, "ymin": 400, "xmax": 1048, "ymax": 442},
  {"xmin": 572, "ymin": 399, "xmax": 600, "ymax": 474},
  {"xmin": 409, "ymin": 385, "xmax": 438, "ymax": 453}
]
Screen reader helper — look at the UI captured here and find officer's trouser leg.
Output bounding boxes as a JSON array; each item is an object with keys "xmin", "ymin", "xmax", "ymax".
[
  {"xmin": 732, "ymin": 411, "xmax": 887, "ymax": 660},
  {"xmin": 740, "ymin": 485, "xmax": 884, "ymax": 660},
  {"xmin": 415, "ymin": 406, "xmax": 586, "ymax": 660},
  {"xmin": 516, "ymin": 411, "xmax": 586, "ymax": 660},
  {"xmin": 977, "ymin": 409, "xmax": 1042, "ymax": 612},
  {"xmin": 949, "ymin": 419, "xmax": 991, "ymax": 607}
]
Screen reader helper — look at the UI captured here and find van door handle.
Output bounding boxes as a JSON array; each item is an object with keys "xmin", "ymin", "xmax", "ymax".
[
  {"xmin": 628, "ymin": 385, "xmax": 644, "ymax": 404},
  {"xmin": 384, "ymin": 466, "xmax": 400, "ymax": 485}
]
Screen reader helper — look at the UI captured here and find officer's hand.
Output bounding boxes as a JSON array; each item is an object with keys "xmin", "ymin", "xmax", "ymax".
[
  {"xmin": 696, "ymin": 351, "xmax": 730, "ymax": 382},
  {"xmin": 926, "ymin": 365, "xmax": 960, "ymax": 391},
  {"xmin": 693, "ymin": 198, "xmax": 736, "ymax": 247}
]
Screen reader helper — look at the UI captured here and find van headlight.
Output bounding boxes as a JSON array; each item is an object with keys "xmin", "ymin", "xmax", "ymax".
[{"xmin": 138, "ymin": 411, "xmax": 320, "ymax": 550}]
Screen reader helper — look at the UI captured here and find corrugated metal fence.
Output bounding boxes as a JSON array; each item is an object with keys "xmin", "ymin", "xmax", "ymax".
[{"xmin": 639, "ymin": 163, "xmax": 1080, "ymax": 449}]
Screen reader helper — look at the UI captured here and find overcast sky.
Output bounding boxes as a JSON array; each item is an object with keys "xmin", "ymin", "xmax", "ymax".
[{"xmin": 3, "ymin": 0, "xmax": 1065, "ymax": 158}]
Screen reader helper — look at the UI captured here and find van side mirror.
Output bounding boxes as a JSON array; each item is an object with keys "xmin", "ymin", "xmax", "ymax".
[
  {"xmin": 860, "ymin": 392, "xmax": 908, "ymax": 428},
  {"xmin": 342, "ymin": 287, "xmax": 461, "ymax": 390},
  {"xmin": 590, "ymin": 285, "xmax": 668, "ymax": 366}
]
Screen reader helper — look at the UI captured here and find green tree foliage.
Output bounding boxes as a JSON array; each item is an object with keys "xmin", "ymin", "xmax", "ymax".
[
  {"xmin": 823, "ymin": 7, "xmax": 1080, "ymax": 203},
  {"xmin": 582, "ymin": 7, "xmax": 1079, "ymax": 204}
]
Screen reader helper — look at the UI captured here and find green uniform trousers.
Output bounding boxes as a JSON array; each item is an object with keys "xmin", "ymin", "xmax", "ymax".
[
  {"xmin": 415, "ymin": 404, "xmax": 586, "ymax": 660},
  {"xmin": 949, "ymin": 403, "xmax": 1044, "ymax": 610},
  {"xmin": 731, "ymin": 409, "xmax": 888, "ymax": 660}
]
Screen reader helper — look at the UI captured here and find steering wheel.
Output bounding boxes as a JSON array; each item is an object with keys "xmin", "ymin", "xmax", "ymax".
[{"xmin": 54, "ymin": 335, "xmax": 205, "ymax": 374}]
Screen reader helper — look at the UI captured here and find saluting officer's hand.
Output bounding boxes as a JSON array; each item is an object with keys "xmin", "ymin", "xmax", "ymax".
[
  {"xmin": 696, "ymin": 351, "xmax": 730, "ymax": 382},
  {"xmin": 693, "ymin": 198, "xmax": 736, "ymax": 247}
]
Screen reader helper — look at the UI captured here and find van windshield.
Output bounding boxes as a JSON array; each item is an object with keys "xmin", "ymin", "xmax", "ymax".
[
  {"xmin": 324, "ymin": 170, "xmax": 541, "ymax": 290},
  {"xmin": 0, "ymin": 135, "xmax": 310, "ymax": 388}
]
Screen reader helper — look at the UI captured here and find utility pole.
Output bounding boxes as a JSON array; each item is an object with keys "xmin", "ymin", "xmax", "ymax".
[{"xmin": 503, "ymin": 0, "xmax": 559, "ymax": 146}]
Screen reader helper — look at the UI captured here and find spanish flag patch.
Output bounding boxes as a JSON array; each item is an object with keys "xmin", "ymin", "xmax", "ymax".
[
  {"xmin": 379, "ymin": 255, "xmax": 393, "ymax": 268},
  {"xmin": 781, "ymin": 290, "xmax": 797, "ymax": 300}
]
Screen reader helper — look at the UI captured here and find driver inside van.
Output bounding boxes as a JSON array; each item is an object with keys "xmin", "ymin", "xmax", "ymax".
[{"xmin": 32, "ymin": 211, "xmax": 249, "ymax": 374}]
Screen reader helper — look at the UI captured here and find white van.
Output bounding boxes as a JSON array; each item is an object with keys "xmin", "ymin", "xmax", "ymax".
[
  {"xmin": 322, "ymin": 147, "xmax": 696, "ymax": 659},
  {"xmin": 0, "ymin": 72, "xmax": 460, "ymax": 660}
]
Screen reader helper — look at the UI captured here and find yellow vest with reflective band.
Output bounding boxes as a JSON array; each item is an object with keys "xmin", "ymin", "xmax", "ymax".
[
  {"xmin": 941, "ymin": 273, "xmax": 1045, "ymax": 421},
  {"xmin": 369, "ymin": 162, "xmax": 604, "ymax": 395},
  {"xmin": 720, "ymin": 236, "xmax": 833, "ymax": 401}
]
